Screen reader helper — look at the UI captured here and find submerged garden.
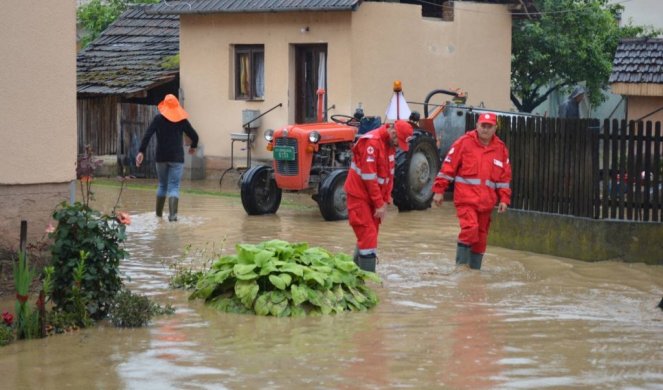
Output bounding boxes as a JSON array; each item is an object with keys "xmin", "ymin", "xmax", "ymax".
[{"xmin": 1, "ymin": 149, "xmax": 380, "ymax": 347}]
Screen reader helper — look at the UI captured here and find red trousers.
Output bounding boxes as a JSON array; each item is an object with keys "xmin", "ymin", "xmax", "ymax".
[
  {"xmin": 347, "ymin": 195, "xmax": 381, "ymax": 256},
  {"xmin": 456, "ymin": 205, "xmax": 492, "ymax": 254}
]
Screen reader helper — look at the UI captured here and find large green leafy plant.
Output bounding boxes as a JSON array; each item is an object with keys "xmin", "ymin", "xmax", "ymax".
[
  {"xmin": 189, "ymin": 240, "xmax": 381, "ymax": 317},
  {"xmin": 49, "ymin": 147, "xmax": 130, "ymax": 321}
]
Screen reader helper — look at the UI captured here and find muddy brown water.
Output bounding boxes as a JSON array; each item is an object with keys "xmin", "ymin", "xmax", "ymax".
[{"xmin": 1, "ymin": 179, "xmax": 662, "ymax": 389}]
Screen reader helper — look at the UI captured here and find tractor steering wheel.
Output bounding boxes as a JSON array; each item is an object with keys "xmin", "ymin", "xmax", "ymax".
[{"xmin": 331, "ymin": 114, "xmax": 359, "ymax": 126}]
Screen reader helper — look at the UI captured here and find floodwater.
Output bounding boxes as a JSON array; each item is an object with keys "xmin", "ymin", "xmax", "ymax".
[{"xmin": 1, "ymin": 179, "xmax": 662, "ymax": 389}]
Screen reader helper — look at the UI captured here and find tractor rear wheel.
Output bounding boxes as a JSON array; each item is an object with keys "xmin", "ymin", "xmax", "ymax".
[
  {"xmin": 318, "ymin": 169, "xmax": 348, "ymax": 221},
  {"xmin": 240, "ymin": 165, "xmax": 282, "ymax": 215},
  {"xmin": 392, "ymin": 132, "xmax": 440, "ymax": 211}
]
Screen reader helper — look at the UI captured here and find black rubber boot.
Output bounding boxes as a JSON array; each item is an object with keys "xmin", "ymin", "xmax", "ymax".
[
  {"xmin": 455, "ymin": 243, "xmax": 471, "ymax": 266},
  {"xmin": 469, "ymin": 252, "xmax": 484, "ymax": 270},
  {"xmin": 168, "ymin": 197, "xmax": 179, "ymax": 222},
  {"xmin": 156, "ymin": 196, "xmax": 166, "ymax": 217},
  {"xmin": 357, "ymin": 253, "xmax": 377, "ymax": 273},
  {"xmin": 352, "ymin": 247, "xmax": 359, "ymax": 265}
]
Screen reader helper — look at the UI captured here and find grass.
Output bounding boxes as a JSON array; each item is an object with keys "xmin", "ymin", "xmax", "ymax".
[{"xmin": 93, "ymin": 178, "xmax": 316, "ymax": 210}]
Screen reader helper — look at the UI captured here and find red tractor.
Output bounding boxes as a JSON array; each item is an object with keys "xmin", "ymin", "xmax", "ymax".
[{"xmin": 240, "ymin": 87, "xmax": 467, "ymax": 220}]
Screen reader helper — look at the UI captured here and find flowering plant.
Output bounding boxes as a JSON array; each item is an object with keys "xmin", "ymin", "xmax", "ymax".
[
  {"xmin": 49, "ymin": 146, "xmax": 131, "ymax": 321},
  {"xmin": 1, "ymin": 311, "xmax": 12, "ymax": 327}
]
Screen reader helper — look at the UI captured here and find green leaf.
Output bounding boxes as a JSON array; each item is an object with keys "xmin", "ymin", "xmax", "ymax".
[
  {"xmin": 278, "ymin": 262, "xmax": 304, "ymax": 277},
  {"xmin": 348, "ymin": 286, "xmax": 367, "ymax": 304},
  {"xmin": 270, "ymin": 298, "xmax": 289, "ymax": 317},
  {"xmin": 233, "ymin": 263, "xmax": 257, "ymax": 275},
  {"xmin": 258, "ymin": 262, "xmax": 278, "ymax": 276},
  {"xmin": 235, "ymin": 244, "xmax": 260, "ymax": 264},
  {"xmin": 268, "ymin": 274, "xmax": 287, "ymax": 290},
  {"xmin": 213, "ymin": 269, "xmax": 232, "ymax": 284},
  {"xmin": 234, "ymin": 280, "xmax": 259, "ymax": 309},
  {"xmin": 290, "ymin": 284, "xmax": 308, "ymax": 306},
  {"xmin": 303, "ymin": 269, "xmax": 325, "ymax": 287},
  {"xmin": 254, "ymin": 293, "xmax": 271, "ymax": 316},
  {"xmin": 254, "ymin": 250, "xmax": 276, "ymax": 268}
]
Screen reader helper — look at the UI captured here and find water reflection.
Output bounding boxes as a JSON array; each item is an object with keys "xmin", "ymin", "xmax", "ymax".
[{"xmin": 0, "ymin": 182, "xmax": 661, "ymax": 389}]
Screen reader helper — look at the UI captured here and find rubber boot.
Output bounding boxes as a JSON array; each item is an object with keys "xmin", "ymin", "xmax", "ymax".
[
  {"xmin": 357, "ymin": 253, "xmax": 377, "ymax": 273},
  {"xmin": 168, "ymin": 197, "xmax": 179, "ymax": 222},
  {"xmin": 469, "ymin": 252, "xmax": 484, "ymax": 270},
  {"xmin": 156, "ymin": 196, "xmax": 166, "ymax": 218},
  {"xmin": 352, "ymin": 247, "xmax": 359, "ymax": 265},
  {"xmin": 455, "ymin": 243, "xmax": 471, "ymax": 266}
]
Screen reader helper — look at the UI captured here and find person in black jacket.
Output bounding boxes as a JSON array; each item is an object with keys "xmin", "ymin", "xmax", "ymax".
[
  {"xmin": 136, "ymin": 94, "xmax": 199, "ymax": 221},
  {"xmin": 558, "ymin": 86, "xmax": 585, "ymax": 119}
]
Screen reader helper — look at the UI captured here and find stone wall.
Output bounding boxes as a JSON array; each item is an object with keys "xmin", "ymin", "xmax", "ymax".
[
  {"xmin": 490, "ymin": 209, "xmax": 663, "ymax": 265},
  {"xmin": 0, "ymin": 183, "xmax": 71, "ymax": 250}
]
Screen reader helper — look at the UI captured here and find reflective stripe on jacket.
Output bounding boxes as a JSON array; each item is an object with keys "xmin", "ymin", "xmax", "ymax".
[
  {"xmin": 344, "ymin": 125, "xmax": 395, "ymax": 209},
  {"xmin": 432, "ymin": 130, "xmax": 512, "ymax": 212}
]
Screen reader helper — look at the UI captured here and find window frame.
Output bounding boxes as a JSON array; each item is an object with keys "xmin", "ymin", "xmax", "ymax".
[{"xmin": 234, "ymin": 44, "xmax": 264, "ymax": 101}]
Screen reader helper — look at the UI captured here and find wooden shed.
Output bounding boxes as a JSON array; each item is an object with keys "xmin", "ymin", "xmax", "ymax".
[
  {"xmin": 77, "ymin": 6, "xmax": 180, "ymax": 177},
  {"xmin": 609, "ymin": 37, "xmax": 663, "ymax": 123}
]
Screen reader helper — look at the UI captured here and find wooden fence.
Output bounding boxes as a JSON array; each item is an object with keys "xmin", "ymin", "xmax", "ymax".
[{"xmin": 486, "ymin": 115, "xmax": 662, "ymax": 222}]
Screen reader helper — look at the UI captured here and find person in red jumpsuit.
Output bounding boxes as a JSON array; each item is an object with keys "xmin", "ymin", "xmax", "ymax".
[
  {"xmin": 344, "ymin": 120, "xmax": 413, "ymax": 272},
  {"xmin": 432, "ymin": 112, "xmax": 511, "ymax": 270}
]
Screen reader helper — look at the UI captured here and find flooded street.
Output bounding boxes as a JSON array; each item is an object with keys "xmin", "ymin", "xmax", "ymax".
[{"xmin": 1, "ymin": 180, "xmax": 662, "ymax": 389}]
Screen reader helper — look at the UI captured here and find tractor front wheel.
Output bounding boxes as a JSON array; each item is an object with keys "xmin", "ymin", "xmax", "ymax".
[
  {"xmin": 392, "ymin": 132, "xmax": 440, "ymax": 211},
  {"xmin": 240, "ymin": 165, "xmax": 282, "ymax": 215},
  {"xmin": 318, "ymin": 169, "xmax": 348, "ymax": 221}
]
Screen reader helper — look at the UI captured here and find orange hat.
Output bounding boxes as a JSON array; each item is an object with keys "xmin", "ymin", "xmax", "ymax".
[
  {"xmin": 477, "ymin": 112, "xmax": 497, "ymax": 126},
  {"xmin": 394, "ymin": 120, "xmax": 414, "ymax": 152},
  {"xmin": 158, "ymin": 94, "xmax": 188, "ymax": 122}
]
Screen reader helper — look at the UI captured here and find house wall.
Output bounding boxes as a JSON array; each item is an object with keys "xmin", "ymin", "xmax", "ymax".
[
  {"xmin": 0, "ymin": 1, "xmax": 76, "ymax": 248},
  {"xmin": 178, "ymin": 2, "xmax": 512, "ymax": 172},
  {"xmin": 627, "ymin": 95, "xmax": 663, "ymax": 123}
]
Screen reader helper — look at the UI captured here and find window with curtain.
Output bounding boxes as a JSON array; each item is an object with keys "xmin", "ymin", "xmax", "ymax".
[{"xmin": 235, "ymin": 45, "xmax": 264, "ymax": 100}]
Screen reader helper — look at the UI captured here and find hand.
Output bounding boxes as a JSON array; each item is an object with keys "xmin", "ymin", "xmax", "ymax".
[
  {"xmin": 135, "ymin": 152, "xmax": 144, "ymax": 167},
  {"xmin": 188, "ymin": 147, "xmax": 197, "ymax": 155},
  {"xmin": 433, "ymin": 193, "xmax": 444, "ymax": 207},
  {"xmin": 497, "ymin": 202, "xmax": 508, "ymax": 213},
  {"xmin": 373, "ymin": 204, "xmax": 387, "ymax": 221}
]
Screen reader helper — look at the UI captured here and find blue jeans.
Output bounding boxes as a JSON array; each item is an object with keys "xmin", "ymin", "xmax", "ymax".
[{"xmin": 155, "ymin": 162, "xmax": 184, "ymax": 198}]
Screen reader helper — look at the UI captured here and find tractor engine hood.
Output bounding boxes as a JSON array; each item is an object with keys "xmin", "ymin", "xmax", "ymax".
[{"xmin": 276, "ymin": 123, "xmax": 357, "ymax": 144}]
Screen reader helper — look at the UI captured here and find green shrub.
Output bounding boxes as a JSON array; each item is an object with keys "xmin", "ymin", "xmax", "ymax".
[
  {"xmin": 0, "ymin": 325, "xmax": 13, "ymax": 346},
  {"xmin": 108, "ymin": 289, "xmax": 174, "ymax": 328},
  {"xmin": 189, "ymin": 240, "xmax": 381, "ymax": 317},
  {"xmin": 48, "ymin": 147, "xmax": 130, "ymax": 320}
]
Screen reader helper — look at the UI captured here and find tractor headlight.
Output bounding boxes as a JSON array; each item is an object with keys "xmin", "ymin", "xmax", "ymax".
[
  {"xmin": 308, "ymin": 131, "xmax": 321, "ymax": 144},
  {"xmin": 264, "ymin": 129, "xmax": 274, "ymax": 142}
]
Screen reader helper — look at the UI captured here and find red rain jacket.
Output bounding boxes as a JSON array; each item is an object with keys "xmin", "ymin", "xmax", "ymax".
[
  {"xmin": 433, "ymin": 130, "xmax": 512, "ymax": 212},
  {"xmin": 344, "ymin": 125, "xmax": 396, "ymax": 208}
]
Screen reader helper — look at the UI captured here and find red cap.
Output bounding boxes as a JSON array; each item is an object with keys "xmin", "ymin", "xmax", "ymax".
[
  {"xmin": 394, "ymin": 120, "xmax": 414, "ymax": 152},
  {"xmin": 477, "ymin": 112, "xmax": 497, "ymax": 126}
]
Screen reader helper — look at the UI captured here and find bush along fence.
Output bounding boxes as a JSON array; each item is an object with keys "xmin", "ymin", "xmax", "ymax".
[{"xmin": 483, "ymin": 115, "xmax": 663, "ymax": 222}]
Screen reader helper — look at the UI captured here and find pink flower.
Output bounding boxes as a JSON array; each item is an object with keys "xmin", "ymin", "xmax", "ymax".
[
  {"xmin": 116, "ymin": 211, "xmax": 131, "ymax": 225},
  {"xmin": 45, "ymin": 222, "xmax": 56, "ymax": 234},
  {"xmin": 2, "ymin": 311, "xmax": 13, "ymax": 327}
]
